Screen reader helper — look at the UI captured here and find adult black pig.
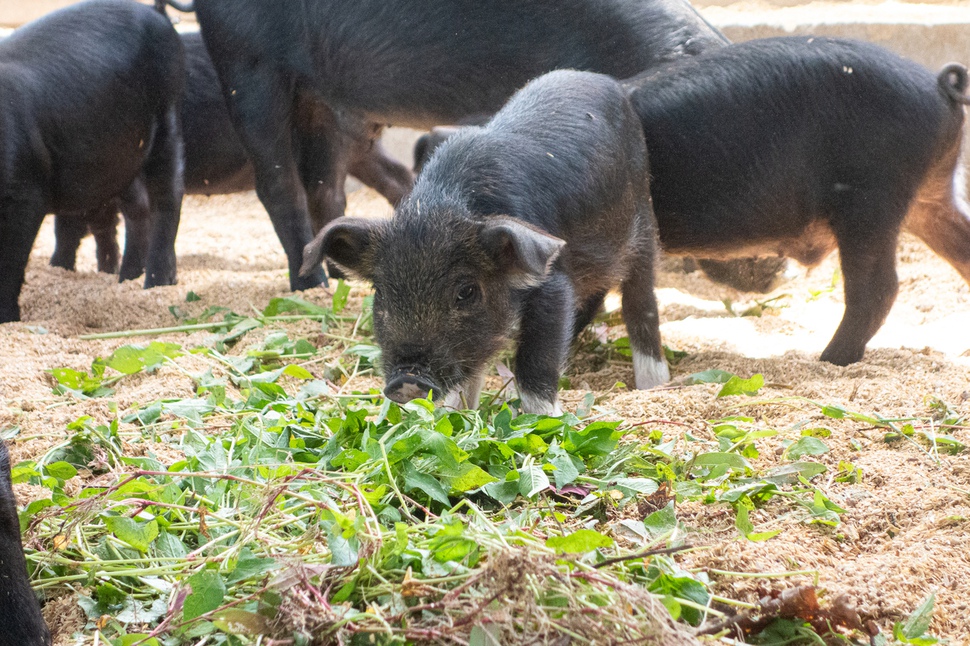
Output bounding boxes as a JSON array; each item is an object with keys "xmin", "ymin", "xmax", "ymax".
[
  {"xmin": 51, "ymin": 32, "xmax": 412, "ymax": 280},
  {"xmin": 301, "ymin": 70, "xmax": 667, "ymax": 415},
  {"xmin": 626, "ymin": 36, "xmax": 970, "ymax": 365},
  {"xmin": 0, "ymin": 443, "xmax": 51, "ymax": 646},
  {"xmin": 194, "ymin": 0, "xmax": 727, "ymax": 291},
  {"xmin": 0, "ymin": 0, "xmax": 184, "ymax": 323}
]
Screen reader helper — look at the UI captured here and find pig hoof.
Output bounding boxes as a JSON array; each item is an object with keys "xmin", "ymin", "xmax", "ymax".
[
  {"xmin": 291, "ymin": 266, "xmax": 327, "ymax": 291},
  {"xmin": 519, "ymin": 391, "xmax": 562, "ymax": 417},
  {"xmin": 819, "ymin": 346, "xmax": 864, "ymax": 367},
  {"xmin": 633, "ymin": 351, "xmax": 670, "ymax": 389}
]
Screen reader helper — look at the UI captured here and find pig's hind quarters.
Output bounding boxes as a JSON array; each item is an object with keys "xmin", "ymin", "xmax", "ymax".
[
  {"xmin": 822, "ymin": 138, "xmax": 970, "ymax": 368},
  {"xmin": 902, "ymin": 65, "xmax": 970, "ymax": 289}
]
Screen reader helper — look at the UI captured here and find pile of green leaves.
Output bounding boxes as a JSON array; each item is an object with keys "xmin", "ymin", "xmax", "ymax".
[{"xmin": 15, "ymin": 290, "xmax": 949, "ymax": 645}]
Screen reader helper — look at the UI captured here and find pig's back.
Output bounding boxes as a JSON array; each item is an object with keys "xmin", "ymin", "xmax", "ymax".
[
  {"xmin": 628, "ymin": 36, "xmax": 959, "ymax": 248},
  {"xmin": 418, "ymin": 70, "xmax": 648, "ymax": 236}
]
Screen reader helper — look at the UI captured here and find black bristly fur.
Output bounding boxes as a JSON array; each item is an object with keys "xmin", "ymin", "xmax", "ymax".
[
  {"xmin": 0, "ymin": 0, "xmax": 185, "ymax": 323},
  {"xmin": 194, "ymin": 0, "xmax": 728, "ymax": 290},
  {"xmin": 50, "ymin": 32, "xmax": 413, "ymax": 280},
  {"xmin": 303, "ymin": 70, "xmax": 667, "ymax": 413},
  {"xmin": 0, "ymin": 443, "xmax": 51, "ymax": 646},
  {"xmin": 625, "ymin": 36, "xmax": 970, "ymax": 365}
]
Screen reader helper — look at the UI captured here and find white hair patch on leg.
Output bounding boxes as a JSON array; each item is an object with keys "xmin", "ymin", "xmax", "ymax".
[
  {"xmin": 442, "ymin": 390, "xmax": 463, "ymax": 409},
  {"xmin": 634, "ymin": 350, "xmax": 670, "ymax": 390},
  {"xmin": 442, "ymin": 372, "xmax": 486, "ymax": 410},
  {"xmin": 519, "ymin": 390, "xmax": 562, "ymax": 417}
]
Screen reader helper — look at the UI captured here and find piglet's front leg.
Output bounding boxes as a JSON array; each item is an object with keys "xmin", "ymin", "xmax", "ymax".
[
  {"xmin": 514, "ymin": 273, "xmax": 575, "ymax": 416},
  {"xmin": 442, "ymin": 371, "xmax": 486, "ymax": 411}
]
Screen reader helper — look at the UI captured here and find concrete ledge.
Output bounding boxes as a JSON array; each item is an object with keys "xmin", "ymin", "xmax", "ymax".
[
  {"xmin": 703, "ymin": 2, "xmax": 970, "ymax": 68},
  {"xmin": 0, "ymin": 0, "xmax": 194, "ymax": 27}
]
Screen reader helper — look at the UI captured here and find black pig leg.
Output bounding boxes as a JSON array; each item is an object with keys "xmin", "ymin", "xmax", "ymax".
[
  {"xmin": 514, "ymin": 273, "xmax": 574, "ymax": 416},
  {"xmin": 820, "ymin": 211, "xmax": 901, "ymax": 366},
  {"xmin": 621, "ymin": 231, "xmax": 669, "ymax": 389},
  {"xmin": 50, "ymin": 214, "xmax": 87, "ymax": 271},
  {"xmin": 572, "ymin": 290, "xmax": 607, "ymax": 341},
  {"xmin": 0, "ymin": 198, "xmax": 46, "ymax": 323},
  {"xmin": 297, "ymin": 126, "xmax": 353, "ymax": 281},
  {"xmin": 0, "ymin": 442, "xmax": 52, "ymax": 646},
  {"xmin": 225, "ymin": 69, "xmax": 324, "ymax": 290},
  {"xmin": 86, "ymin": 204, "xmax": 121, "ymax": 274},
  {"xmin": 142, "ymin": 105, "xmax": 185, "ymax": 288},
  {"xmin": 118, "ymin": 178, "xmax": 152, "ymax": 282},
  {"xmin": 299, "ymin": 129, "xmax": 350, "ymax": 236},
  {"xmin": 443, "ymin": 370, "xmax": 486, "ymax": 410}
]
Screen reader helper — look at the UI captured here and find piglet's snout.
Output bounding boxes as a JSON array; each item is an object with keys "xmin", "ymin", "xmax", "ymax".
[{"xmin": 384, "ymin": 373, "xmax": 437, "ymax": 404}]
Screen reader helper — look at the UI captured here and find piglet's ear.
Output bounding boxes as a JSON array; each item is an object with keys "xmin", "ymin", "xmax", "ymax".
[
  {"xmin": 300, "ymin": 217, "xmax": 383, "ymax": 281},
  {"xmin": 480, "ymin": 216, "xmax": 565, "ymax": 287}
]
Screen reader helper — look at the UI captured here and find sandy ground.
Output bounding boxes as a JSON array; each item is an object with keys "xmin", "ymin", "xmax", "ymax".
[{"xmin": 3, "ymin": 186, "xmax": 970, "ymax": 643}]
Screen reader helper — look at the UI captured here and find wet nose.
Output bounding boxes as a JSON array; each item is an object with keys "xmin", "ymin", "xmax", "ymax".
[{"xmin": 384, "ymin": 374, "xmax": 437, "ymax": 404}]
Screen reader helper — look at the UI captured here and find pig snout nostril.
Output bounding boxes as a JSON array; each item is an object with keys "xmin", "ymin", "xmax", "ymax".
[{"xmin": 384, "ymin": 375, "xmax": 436, "ymax": 404}]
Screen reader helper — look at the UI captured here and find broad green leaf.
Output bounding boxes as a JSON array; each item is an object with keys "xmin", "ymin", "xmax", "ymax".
[
  {"xmin": 764, "ymin": 462, "xmax": 827, "ymax": 484},
  {"xmin": 116, "ymin": 636, "xmax": 160, "ymax": 646},
  {"xmin": 717, "ymin": 374, "xmax": 764, "ymax": 397},
  {"xmin": 327, "ymin": 524, "xmax": 359, "ymax": 566},
  {"xmin": 213, "ymin": 609, "xmax": 270, "ymax": 635},
  {"xmin": 735, "ymin": 505, "xmax": 780, "ymax": 542},
  {"xmin": 332, "ymin": 280, "xmax": 351, "ymax": 314},
  {"xmin": 483, "ymin": 480, "xmax": 520, "ymax": 505},
  {"xmin": 222, "ymin": 317, "xmax": 262, "ymax": 343},
  {"xmin": 43, "ymin": 461, "xmax": 77, "ymax": 481},
  {"xmin": 262, "ymin": 296, "xmax": 328, "ymax": 317},
  {"xmin": 469, "ymin": 623, "xmax": 502, "ymax": 646},
  {"xmin": 402, "ymin": 461, "xmax": 451, "ymax": 507},
  {"xmin": 227, "ymin": 553, "xmax": 278, "ymax": 584},
  {"xmin": 507, "ymin": 433, "xmax": 549, "ymax": 455},
  {"xmin": 155, "ymin": 532, "xmax": 187, "ymax": 559},
  {"xmin": 644, "ymin": 502, "xmax": 677, "ymax": 537},
  {"xmin": 784, "ymin": 436, "xmax": 830, "ymax": 460},
  {"xmin": 183, "ymin": 571, "xmax": 226, "ymax": 622},
  {"xmin": 563, "ymin": 422, "xmax": 621, "ymax": 457},
  {"xmin": 611, "ymin": 477, "xmax": 659, "ymax": 496},
  {"xmin": 894, "ymin": 594, "xmax": 938, "ymax": 644},
  {"xmin": 116, "ymin": 598, "xmax": 167, "ymax": 625},
  {"xmin": 104, "ymin": 516, "xmax": 159, "ymax": 552},
  {"xmin": 546, "ymin": 529, "xmax": 614, "ymax": 554},
  {"xmin": 282, "ymin": 364, "xmax": 314, "ymax": 380},
  {"xmin": 450, "ymin": 463, "xmax": 497, "ymax": 492},
  {"xmin": 649, "ymin": 572, "xmax": 710, "ymax": 626},
  {"xmin": 518, "ymin": 464, "xmax": 550, "ymax": 498},
  {"xmin": 685, "ymin": 369, "xmax": 735, "ymax": 385},
  {"xmin": 107, "ymin": 342, "xmax": 183, "ymax": 375},
  {"xmin": 419, "ymin": 432, "xmax": 466, "ymax": 471},
  {"xmin": 548, "ymin": 448, "xmax": 582, "ymax": 489}
]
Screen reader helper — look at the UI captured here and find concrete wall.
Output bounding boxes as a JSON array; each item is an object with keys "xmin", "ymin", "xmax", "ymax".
[{"xmin": 0, "ymin": 0, "xmax": 194, "ymax": 27}]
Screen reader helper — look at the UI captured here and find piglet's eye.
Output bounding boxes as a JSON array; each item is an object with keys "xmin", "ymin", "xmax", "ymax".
[{"xmin": 455, "ymin": 283, "xmax": 479, "ymax": 305}]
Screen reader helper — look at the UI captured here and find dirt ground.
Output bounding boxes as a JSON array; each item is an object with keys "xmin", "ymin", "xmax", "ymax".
[{"xmin": 3, "ymin": 186, "xmax": 970, "ymax": 644}]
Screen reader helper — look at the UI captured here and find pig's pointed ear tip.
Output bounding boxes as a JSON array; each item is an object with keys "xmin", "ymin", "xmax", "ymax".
[{"xmin": 299, "ymin": 242, "xmax": 324, "ymax": 278}]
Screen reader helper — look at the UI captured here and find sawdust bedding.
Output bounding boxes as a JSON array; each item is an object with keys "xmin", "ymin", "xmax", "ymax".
[{"xmin": 2, "ymin": 186, "xmax": 970, "ymax": 644}]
